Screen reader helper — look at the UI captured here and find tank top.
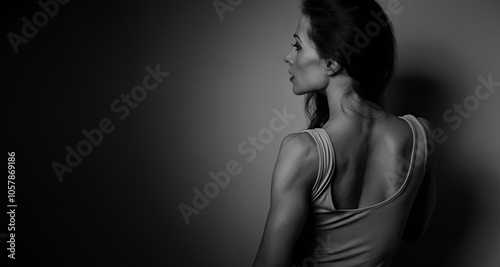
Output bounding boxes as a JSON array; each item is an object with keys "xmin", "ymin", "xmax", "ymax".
[{"xmin": 291, "ymin": 114, "xmax": 428, "ymax": 267}]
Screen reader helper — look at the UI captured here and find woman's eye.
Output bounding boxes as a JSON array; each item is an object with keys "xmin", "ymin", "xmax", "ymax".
[{"xmin": 292, "ymin": 42, "xmax": 301, "ymax": 51}]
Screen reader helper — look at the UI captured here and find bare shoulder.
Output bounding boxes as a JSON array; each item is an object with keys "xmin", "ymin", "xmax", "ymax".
[
  {"xmin": 279, "ymin": 132, "xmax": 319, "ymax": 168},
  {"xmin": 280, "ymin": 132, "xmax": 319, "ymax": 163},
  {"xmin": 281, "ymin": 132, "xmax": 317, "ymax": 151},
  {"xmin": 273, "ymin": 132, "xmax": 319, "ymax": 191}
]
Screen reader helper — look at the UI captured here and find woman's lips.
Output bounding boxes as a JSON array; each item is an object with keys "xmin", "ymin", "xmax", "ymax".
[{"xmin": 290, "ymin": 76, "xmax": 295, "ymax": 81}]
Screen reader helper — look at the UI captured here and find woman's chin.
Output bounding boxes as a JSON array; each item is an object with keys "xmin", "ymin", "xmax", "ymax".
[
  {"xmin": 292, "ymin": 84, "xmax": 304, "ymax": 95},
  {"xmin": 292, "ymin": 86, "xmax": 307, "ymax": 95}
]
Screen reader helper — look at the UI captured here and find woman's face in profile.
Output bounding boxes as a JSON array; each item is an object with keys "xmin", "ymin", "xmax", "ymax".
[{"xmin": 285, "ymin": 16, "xmax": 330, "ymax": 95}]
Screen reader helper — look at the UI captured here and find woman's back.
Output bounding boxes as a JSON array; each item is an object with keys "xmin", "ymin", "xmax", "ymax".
[
  {"xmin": 290, "ymin": 114, "xmax": 430, "ymax": 267},
  {"xmin": 321, "ymin": 112, "xmax": 418, "ymax": 210}
]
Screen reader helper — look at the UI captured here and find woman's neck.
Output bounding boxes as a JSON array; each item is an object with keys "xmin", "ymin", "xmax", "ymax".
[{"xmin": 322, "ymin": 75, "xmax": 386, "ymax": 128}]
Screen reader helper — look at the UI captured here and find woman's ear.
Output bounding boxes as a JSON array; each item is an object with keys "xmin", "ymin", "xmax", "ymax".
[{"xmin": 325, "ymin": 59, "xmax": 341, "ymax": 76}]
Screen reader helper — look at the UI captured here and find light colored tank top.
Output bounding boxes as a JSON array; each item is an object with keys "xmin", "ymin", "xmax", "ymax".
[{"xmin": 292, "ymin": 114, "xmax": 428, "ymax": 267}]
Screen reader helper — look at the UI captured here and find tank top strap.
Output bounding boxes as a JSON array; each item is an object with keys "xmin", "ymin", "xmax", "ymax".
[
  {"xmin": 301, "ymin": 128, "xmax": 335, "ymax": 202},
  {"xmin": 399, "ymin": 115, "xmax": 429, "ymax": 175}
]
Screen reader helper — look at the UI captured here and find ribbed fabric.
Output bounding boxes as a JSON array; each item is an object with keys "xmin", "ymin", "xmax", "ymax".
[{"xmin": 293, "ymin": 114, "xmax": 428, "ymax": 267}]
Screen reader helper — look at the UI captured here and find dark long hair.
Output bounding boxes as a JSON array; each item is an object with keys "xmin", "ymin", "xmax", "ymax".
[{"xmin": 301, "ymin": 0, "xmax": 397, "ymax": 129}]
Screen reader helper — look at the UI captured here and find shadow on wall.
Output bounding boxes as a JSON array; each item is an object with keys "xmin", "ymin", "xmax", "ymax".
[{"xmin": 384, "ymin": 41, "xmax": 480, "ymax": 267}]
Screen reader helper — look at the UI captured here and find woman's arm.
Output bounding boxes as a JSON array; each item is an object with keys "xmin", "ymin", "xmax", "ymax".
[
  {"xmin": 252, "ymin": 133, "xmax": 318, "ymax": 267},
  {"xmin": 402, "ymin": 117, "xmax": 437, "ymax": 243}
]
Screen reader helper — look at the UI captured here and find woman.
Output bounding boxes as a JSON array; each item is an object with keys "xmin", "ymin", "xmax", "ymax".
[{"xmin": 252, "ymin": 0, "xmax": 437, "ymax": 266}]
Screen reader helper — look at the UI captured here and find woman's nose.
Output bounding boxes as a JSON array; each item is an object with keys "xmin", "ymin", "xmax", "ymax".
[{"xmin": 284, "ymin": 53, "xmax": 293, "ymax": 66}]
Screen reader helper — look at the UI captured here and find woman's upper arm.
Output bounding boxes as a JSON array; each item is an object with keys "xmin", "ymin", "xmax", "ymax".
[{"xmin": 252, "ymin": 132, "xmax": 318, "ymax": 267}]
